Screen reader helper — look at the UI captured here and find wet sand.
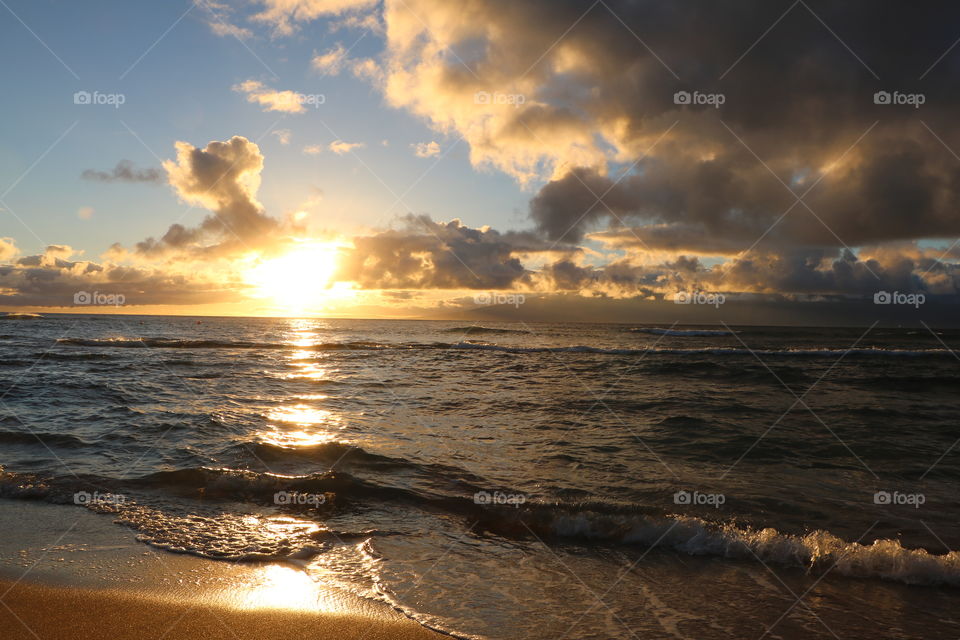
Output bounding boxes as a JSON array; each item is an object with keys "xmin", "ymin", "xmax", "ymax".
[
  {"xmin": 0, "ymin": 500, "xmax": 445, "ymax": 640},
  {"xmin": 0, "ymin": 578, "xmax": 444, "ymax": 639}
]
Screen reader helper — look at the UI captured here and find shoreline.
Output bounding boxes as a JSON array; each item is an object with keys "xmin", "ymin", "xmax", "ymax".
[{"xmin": 0, "ymin": 499, "xmax": 446, "ymax": 640}]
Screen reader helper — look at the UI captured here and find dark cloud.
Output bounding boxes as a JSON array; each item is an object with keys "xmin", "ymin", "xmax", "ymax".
[
  {"xmin": 133, "ymin": 136, "xmax": 279, "ymax": 257},
  {"xmin": 81, "ymin": 160, "xmax": 163, "ymax": 184},
  {"xmin": 0, "ymin": 248, "xmax": 237, "ymax": 308},
  {"xmin": 379, "ymin": 0, "xmax": 960, "ymax": 297},
  {"xmin": 336, "ymin": 214, "xmax": 566, "ymax": 289}
]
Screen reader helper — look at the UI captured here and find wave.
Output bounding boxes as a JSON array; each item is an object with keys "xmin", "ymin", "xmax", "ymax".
[
  {"xmin": 629, "ymin": 327, "xmax": 733, "ymax": 337},
  {"xmin": 240, "ymin": 440, "xmax": 412, "ymax": 469},
  {"xmin": 0, "ymin": 313, "xmax": 42, "ymax": 319},
  {"xmin": 55, "ymin": 336, "xmax": 958, "ymax": 359},
  {"xmin": 0, "ymin": 430, "xmax": 90, "ymax": 448},
  {"xmin": 3, "ymin": 464, "xmax": 959, "ymax": 587},
  {"xmin": 451, "ymin": 343, "xmax": 956, "ymax": 358},
  {"xmin": 56, "ymin": 337, "xmax": 390, "ymax": 351},
  {"xmin": 34, "ymin": 352, "xmax": 115, "ymax": 361},
  {"xmin": 528, "ymin": 511, "xmax": 960, "ymax": 587},
  {"xmin": 442, "ymin": 326, "xmax": 530, "ymax": 335}
]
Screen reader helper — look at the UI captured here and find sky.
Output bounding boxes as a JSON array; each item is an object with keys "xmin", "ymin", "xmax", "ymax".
[{"xmin": 1, "ymin": 0, "xmax": 960, "ymax": 324}]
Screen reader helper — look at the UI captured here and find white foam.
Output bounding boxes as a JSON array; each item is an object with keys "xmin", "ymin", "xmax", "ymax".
[{"xmin": 546, "ymin": 512, "xmax": 960, "ymax": 586}]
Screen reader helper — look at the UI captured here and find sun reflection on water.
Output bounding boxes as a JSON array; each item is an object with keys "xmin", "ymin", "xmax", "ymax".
[
  {"xmin": 255, "ymin": 320, "xmax": 349, "ymax": 448},
  {"xmin": 259, "ymin": 404, "xmax": 343, "ymax": 448}
]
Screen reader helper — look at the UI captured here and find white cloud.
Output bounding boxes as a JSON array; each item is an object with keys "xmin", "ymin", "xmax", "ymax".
[
  {"xmin": 272, "ymin": 129, "xmax": 293, "ymax": 145},
  {"xmin": 208, "ymin": 20, "xmax": 254, "ymax": 39},
  {"xmin": 350, "ymin": 57, "xmax": 382, "ymax": 82},
  {"xmin": 0, "ymin": 237, "xmax": 18, "ymax": 261},
  {"xmin": 200, "ymin": 1, "xmax": 254, "ymax": 39},
  {"xmin": 329, "ymin": 140, "xmax": 365, "ymax": 154},
  {"xmin": 411, "ymin": 141, "xmax": 441, "ymax": 158},
  {"xmin": 302, "ymin": 144, "xmax": 324, "ymax": 155},
  {"xmin": 232, "ymin": 80, "xmax": 322, "ymax": 114},
  {"xmin": 312, "ymin": 44, "xmax": 348, "ymax": 75},
  {"xmin": 77, "ymin": 206, "xmax": 95, "ymax": 220},
  {"xmin": 252, "ymin": 0, "xmax": 377, "ymax": 36},
  {"xmin": 329, "ymin": 11, "xmax": 382, "ymax": 33}
]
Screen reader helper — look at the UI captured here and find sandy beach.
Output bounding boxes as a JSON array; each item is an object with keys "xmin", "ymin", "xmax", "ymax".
[
  {"xmin": 0, "ymin": 579, "xmax": 443, "ymax": 640},
  {"xmin": 0, "ymin": 500, "xmax": 444, "ymax": 640}
]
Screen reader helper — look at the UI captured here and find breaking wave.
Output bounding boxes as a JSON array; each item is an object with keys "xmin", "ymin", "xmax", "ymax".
[{"xmin": 2, "ymin": 462, "xmax": 958, "ymax": 587}]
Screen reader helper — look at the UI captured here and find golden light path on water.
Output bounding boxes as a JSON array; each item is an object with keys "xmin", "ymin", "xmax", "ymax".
[
  {"xmin": 222, "ymin": 321, "xmax": 359, "ymax": 613},
  {"xmin": 256, "ymin": 320, "xmax": 346, "ymax": 448}
]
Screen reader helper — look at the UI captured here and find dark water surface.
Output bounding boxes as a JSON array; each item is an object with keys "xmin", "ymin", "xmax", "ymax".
[{"xmin": 0, "ymin": 314, "xmax": 958, "ymax": 638}]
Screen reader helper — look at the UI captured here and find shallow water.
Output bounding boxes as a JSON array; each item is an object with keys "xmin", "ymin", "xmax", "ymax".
[{"xmin": 0, "ymin": 314, "xmax": 958, "ymax": 638}]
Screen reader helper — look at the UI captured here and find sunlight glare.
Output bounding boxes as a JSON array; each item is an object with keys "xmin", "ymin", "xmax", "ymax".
[{"xmin": 245, "ymin": 242, "xmax": 341, "ymax": 314}]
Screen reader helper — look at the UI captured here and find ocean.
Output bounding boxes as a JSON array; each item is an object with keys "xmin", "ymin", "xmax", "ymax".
[{"xmin": 0, "ymin": 314, "xmax": 958, "ymax": 639}]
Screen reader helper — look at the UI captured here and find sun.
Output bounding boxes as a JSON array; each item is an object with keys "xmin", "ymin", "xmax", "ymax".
[{"xmin": 244, "ymin": 241, "xmax": 342, "ymax": 314}]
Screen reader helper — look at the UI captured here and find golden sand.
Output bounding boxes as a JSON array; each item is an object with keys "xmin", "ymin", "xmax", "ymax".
[{"xmin": 0, "ymin": 578, "xmax": 445, "ymax": 640}]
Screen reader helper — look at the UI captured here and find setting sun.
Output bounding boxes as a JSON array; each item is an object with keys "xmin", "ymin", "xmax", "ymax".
[{"xmin": 244, "ymin": 241, "xmax": 342, "ymax": 313}]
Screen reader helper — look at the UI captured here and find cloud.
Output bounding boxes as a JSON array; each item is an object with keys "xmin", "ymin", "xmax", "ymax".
[
  {"xmin": 272, "ymin": 129, "xmax": 293, "ymax": 145},
  {"xmin": 0, "ymin": 254, "xmax": 240, "ymax": 308},
  {"xmin": 336, "ymin": 214, "xmax": 562, "ymax": 289},
  {"xmin": 208, "ymin": 21, "xmax": 254, "ymax": 39},
  {"xmin": 77, "ymin": 206, "xmax": 95, "ymax": 220},
  {"xmin": 329, "ymin": 11, "xmax": 382, "ymax": 34},
  {"xmin": 302, "ymin": 144, "xmax": 324, "ymax": 155},
  {"xmin": 312, "ymin": 44, "xmax": 348, "ymax": 75},
  {"xmin": 232, "ymin": 80, "xmax": 320, "ymax": 114},
  {"xmin": 349, "ymin": 57, "xmax": 382, "ymax": 82},
  {"xmin": 131, "ymin": 136, "xmax": 278, "ymax": 257},
  {"xmin": 81, "ymin": 160, "xmax": 163, "ymax": 184},
  {"xmin": 199, "ymin": 0, "xmax": 253, "ymax": 39},
  {"xmin": 328, "ymin": 140, "xmax": 364, "ymax": 154},
  {"xmin": 0, "ymin": 238, "xmax": 18, "ymax": 261},
  {"xmin": 252, "ymin": 0, "xmax": 377, "ymax": 36},
  {"xmin": 411, "ymin": 141, "xmax": 441, "ymax": 158},
  {"xmin": 355, "ymin": 0, "xmax": 960, "ymax": 299}
]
